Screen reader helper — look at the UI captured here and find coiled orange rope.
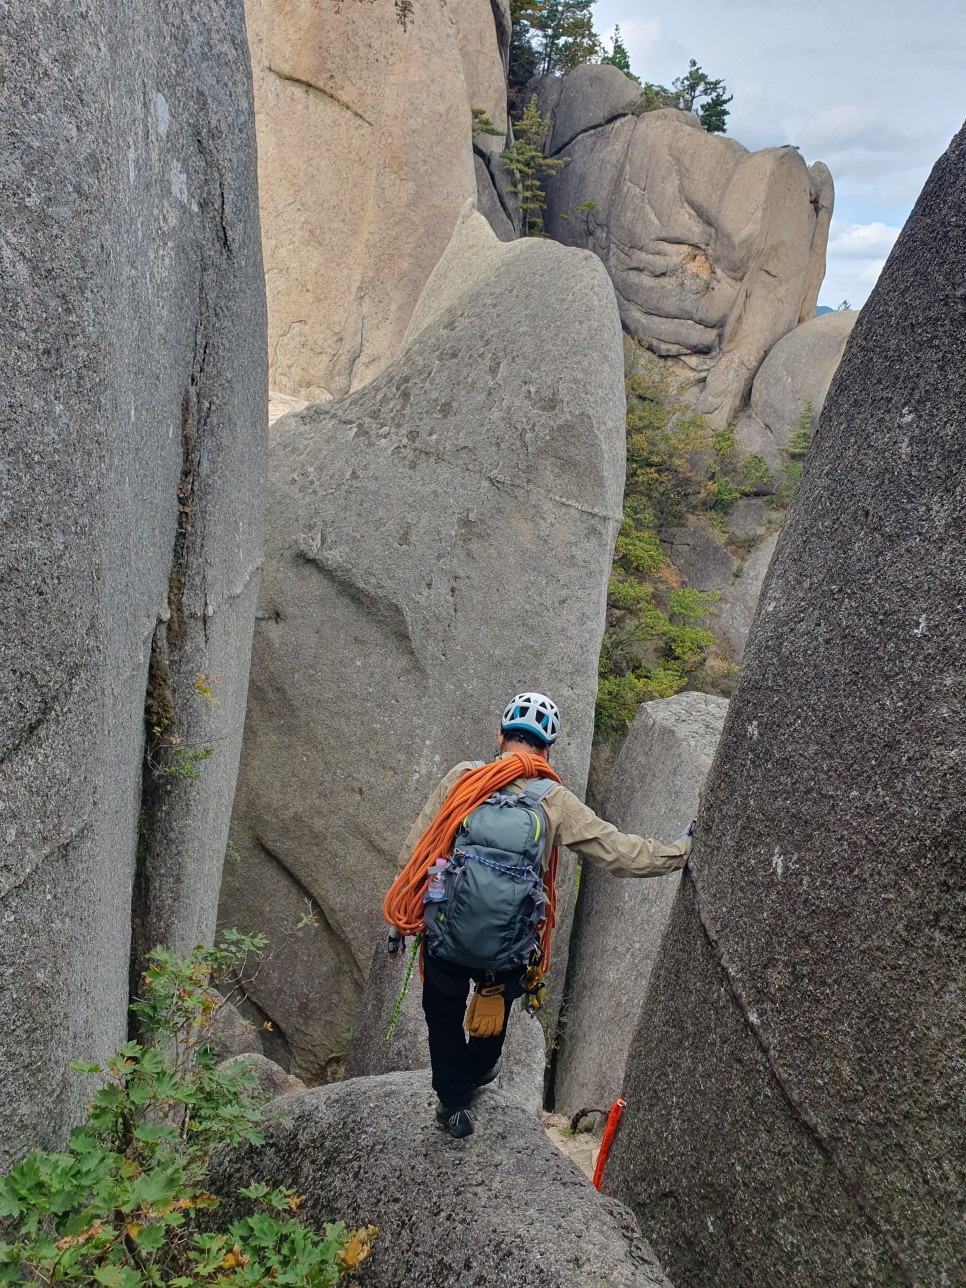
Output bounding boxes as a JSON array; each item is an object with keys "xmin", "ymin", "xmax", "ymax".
[{"xmin": 383, "ymin": 752, "xmax": 563, "ymax": 971}]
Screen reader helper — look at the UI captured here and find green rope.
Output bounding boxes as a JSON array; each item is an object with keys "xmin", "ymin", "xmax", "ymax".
[{"xmin": 385, "ymin": 933, "xmax": 421, "ymax": 1042}]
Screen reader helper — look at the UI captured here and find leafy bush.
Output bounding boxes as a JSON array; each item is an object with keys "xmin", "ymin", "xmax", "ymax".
[
  {"xmin": 595, "ymin": 344, "xmax": 781, "ymax": 738},
  {"xmin": 0, "ymin": 934, "xmax": 376, "ymax": 1286}
]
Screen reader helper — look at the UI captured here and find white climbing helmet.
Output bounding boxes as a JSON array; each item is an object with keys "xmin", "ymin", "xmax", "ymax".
[{"xmin": 501, "ymin": 691, "xmax": 561, "ymax": 746}]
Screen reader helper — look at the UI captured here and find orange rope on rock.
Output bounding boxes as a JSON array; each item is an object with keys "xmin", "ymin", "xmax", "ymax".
[
  {"xmin": 383, "ymin": 752, "xmax": 563, "ymax": 971},
  {"xmin": 592, "ymin": 1098, "xmax": 626, "ymax": 1192}
]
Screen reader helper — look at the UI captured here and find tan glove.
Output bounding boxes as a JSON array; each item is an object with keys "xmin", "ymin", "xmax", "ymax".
[{"xmin": 465, "ymin": 984, "xmax": 506, "ymax": 1039}]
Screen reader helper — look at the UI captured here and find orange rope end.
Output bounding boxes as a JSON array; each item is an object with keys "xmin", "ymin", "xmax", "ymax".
[{"xmin": 592, "ymin": 1098, "xmax": 626, "ymax": 1191}]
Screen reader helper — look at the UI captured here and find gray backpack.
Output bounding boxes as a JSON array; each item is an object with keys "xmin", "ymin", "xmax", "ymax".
[{"xmin": 423, "ymin": 776, "xmax": 557, "ymax": 972}]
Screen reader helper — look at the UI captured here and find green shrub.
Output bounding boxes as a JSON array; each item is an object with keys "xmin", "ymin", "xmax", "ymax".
[
  {"xmin": 777, "ymin": 398, "xmax": 814, "ymax": 501},
  {"xmin": 0, "ymin": 935, "xmax": 376, "ymax": 1286}
]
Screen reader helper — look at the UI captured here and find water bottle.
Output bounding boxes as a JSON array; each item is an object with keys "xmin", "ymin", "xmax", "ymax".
[{"xmin": 425, "ymin": 859, "xmax": 448, "ymax": 902}]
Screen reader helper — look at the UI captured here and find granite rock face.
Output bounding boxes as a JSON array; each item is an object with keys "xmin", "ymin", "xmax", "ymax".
[
  {"xmin": 473, "ymin": 152, "xmax": 517, "ymax": 241},
  {"xmin": 0, "ymin": 0, "xmax": 266, "ymax": 1166},
  {"xmin": 554, "ymin": 693, "xmax": 727, "ymax": 1116},
  {"xmin": 209, "ymin": 1072, "xmax": 673, "ymax": 1288},
  {"xmin": 537, "ymin": 72, "xmax": 832, "ymax": 424},
  {"xmin": 451, "ymin": 0, "xmax": 510, "ymax": 156},
  {"xmin": 608, "ymin": 123, "xmax": 966, "ymax": 1287},
  {"xmin": 246, "ymin": 0, "xmax": 507, "ymax": 400},
  {"xmin": 220, "ymin": 207, "xmax": 626, "ymax": 1081}
]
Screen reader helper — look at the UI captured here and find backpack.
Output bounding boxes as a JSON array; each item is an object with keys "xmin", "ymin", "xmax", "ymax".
[{"xmin": 423, "ymin": 774, "xmax": 557, "ymax": 972}]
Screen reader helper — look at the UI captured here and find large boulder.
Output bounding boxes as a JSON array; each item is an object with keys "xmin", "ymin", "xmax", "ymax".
[
  {"xmin": 607, "ymin": 124, "xmax": 966, "ymax": 1286},
  {"xmin": 245, "ymin": 0, "xmax": 478, "ymax": 400},
  {"xmin": 209, "ymin": 1072, "xmax": 673, "ymax": 1288},
  {"xmin": 751, "ymin": 309, "xmax": 858, "ymax": 445},
  {"xmin": 0, "ymin": 0, "xmax": 266, "ymax": 1166},
  {"xmin": 554, "ymin": 693, "xmax": 727, "ymax": 1116},
  {"xmin": 534, "ymin": 63, "xmax": 646, "ymax": 156},
  {"xmin": 219, "ymin": 206, "xmax": 626, "ymax": 1081},
  {"xmin": 538, "ymin": 74, "xmax": 833, "ymax": 424}
]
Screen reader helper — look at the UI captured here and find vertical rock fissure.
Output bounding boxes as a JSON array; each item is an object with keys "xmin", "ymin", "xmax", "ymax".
[
  {"xmin": 474, "ymin": 144, "xmax": 515, "ymax": 227},
  {"xmin": 129, "ymin": 306, "xmax": 210, "ymax": 1018}
]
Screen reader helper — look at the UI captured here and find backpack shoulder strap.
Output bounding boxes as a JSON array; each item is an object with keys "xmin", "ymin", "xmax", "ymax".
[{"xmin": 517, "ymin": 777, "xmax": 558, "ymax": 807}]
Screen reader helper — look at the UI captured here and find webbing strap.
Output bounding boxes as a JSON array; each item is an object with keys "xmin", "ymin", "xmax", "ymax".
[{"xmin": 517, "ymin": 777, "xmax": 558, "ymax": 807}]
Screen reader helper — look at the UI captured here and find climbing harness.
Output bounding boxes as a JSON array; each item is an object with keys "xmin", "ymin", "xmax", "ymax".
[
  {"xmin": 385, "ymin": 933, "xmax": 421, "ymax": 1042},
  {"xmin": 383, "ymin": 752, "xmax": 563, "ymax": 973}
]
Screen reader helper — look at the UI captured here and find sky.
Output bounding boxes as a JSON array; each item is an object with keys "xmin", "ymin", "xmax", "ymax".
[{"xmin": 593, "ymin": 0, "xmax": 966, "ymax": 308}]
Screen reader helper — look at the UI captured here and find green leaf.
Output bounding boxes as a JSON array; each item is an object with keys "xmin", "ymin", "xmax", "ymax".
[
  {"xmin": 133, "ymin": 1222, "xmax": 167, "ymax": 1253},
  {"xmin": 237, "ymin": 1182, "xmax": 269, "ymax": 1200},
  {"xmin": 93, "ymin": 1267, "xmax": 143, "ymax": 1287},
  {"xmin": 127, "ymin": 1167, "xmax": 180, "ymax": 1208},
  {"xmin": 69, "ymin": 1060, "xmax": 103, "ymax": 1074}
]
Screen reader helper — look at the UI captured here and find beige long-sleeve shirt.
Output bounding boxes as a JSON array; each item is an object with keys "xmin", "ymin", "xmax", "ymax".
[{"xmin": 397, "ymin": 753, "xmax": 688, "ymax": 878}]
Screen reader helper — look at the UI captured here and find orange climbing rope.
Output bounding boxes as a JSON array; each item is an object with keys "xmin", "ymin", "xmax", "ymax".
[
  {"xmin": 592, "ymin": 1098, "xmax": 626, "ymax": 1191},
  {"xmin": 383, "ymin": 752, "xmax": 563, "ymax": 971}
]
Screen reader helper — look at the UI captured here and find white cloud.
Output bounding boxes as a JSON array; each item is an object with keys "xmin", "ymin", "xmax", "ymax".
[
  {"xmin": 819, "ymin": 220, "xmax": 902, "ymax": 308},
  {"xmin": 828, "ymin": 220, "xmax": 902, "ymax": 258}
]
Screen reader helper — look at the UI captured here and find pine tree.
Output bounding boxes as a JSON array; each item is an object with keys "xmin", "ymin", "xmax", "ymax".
[
  {"xmin": 508, "ymin": 0, "xmax": 601, "ymax": 89},
  {"xmin": 500, "ymin": 95, "xmax": 568, "ymax": 236},
  {"xmin": 602, "ymin": 25, "xmax": 640, "ymax": 83},
  {"xmin": 508, "ymin": 0, "xmax": 541, "ymax": 97},
  {"xmin": 670, "ymin": 59, "xmax": 732, "ymax": 132},
  {"xmin": 532, "ymin": 0, "xmax": 602, "ymax": 75}
]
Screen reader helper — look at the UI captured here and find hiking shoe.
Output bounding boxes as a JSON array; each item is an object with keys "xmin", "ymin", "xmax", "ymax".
[
  {"xmin": 472, "ymin": 1061, "xmax": 501, "ymax": 1089},
  {"xmin": 435, "ymin": 1103, "xmax": 475, "ymax": 1139}
]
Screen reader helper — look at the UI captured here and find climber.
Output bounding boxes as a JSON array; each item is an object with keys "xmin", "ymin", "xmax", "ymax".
[{"xmin": 384, "ymin": 691, "xmax": 692, "ymax": 1139}]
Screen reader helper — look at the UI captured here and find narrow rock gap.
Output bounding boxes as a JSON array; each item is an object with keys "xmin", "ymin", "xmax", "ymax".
[
  {"xmin": 474, "ymin": 143, "xmax": 515, "ymax": 229},
  {"xmin": 129, "ymin": 295, "xmax": 208, "ymax": 1022}
]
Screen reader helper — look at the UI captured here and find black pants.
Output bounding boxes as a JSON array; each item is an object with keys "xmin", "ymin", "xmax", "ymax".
[{"xmin": 421, "ymin": 953, "xmax": 524, "ymax": 1111}]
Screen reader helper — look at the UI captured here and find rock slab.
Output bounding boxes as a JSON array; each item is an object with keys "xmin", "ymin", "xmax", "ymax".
[
  {"xmin": 246, "ymin": 0, "xmax": 508, "ymax": 399},
  {"xmin": 607, "ymin": 123, "xmax": 966, "ymax": 1287},
  {"xmin": 219, "ymin": 207, "xmax": 626, "ymax": 1081},
  {"xmin": 0, "ymin": 0, "xmax": 266, "ymax": 1166},
  {"xmin": 209, "ymin": 1072, "xmax": 673, "ymax": 1288},
  {"xmin": 554, "ymin": 693, "xmax": 727, "ymax": 1116}
]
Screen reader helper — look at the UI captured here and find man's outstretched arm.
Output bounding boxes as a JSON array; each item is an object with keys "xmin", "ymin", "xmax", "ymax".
[{"xmin": 547, "ymin": 785, "xmax": 690, "ymax": 877}]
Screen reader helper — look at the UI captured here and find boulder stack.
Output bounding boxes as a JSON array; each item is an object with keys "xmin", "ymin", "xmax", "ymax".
[{"xmin": 533, "ymin": 66, "xmax": 833, "ymax": 424}]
